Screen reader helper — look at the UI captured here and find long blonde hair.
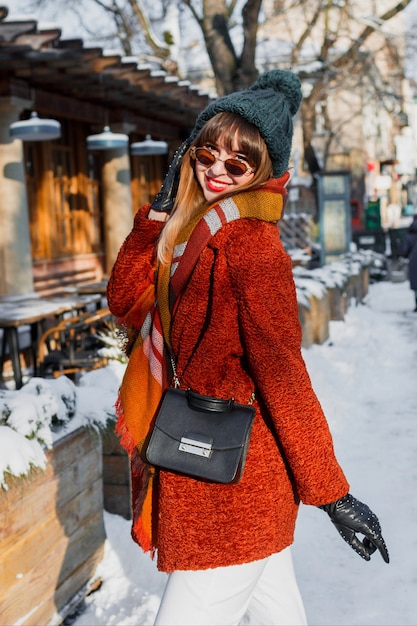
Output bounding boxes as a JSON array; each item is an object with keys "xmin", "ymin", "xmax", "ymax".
[{"xmin": 157, "ymin": 112, "xmax": 273, "ymax": 265}]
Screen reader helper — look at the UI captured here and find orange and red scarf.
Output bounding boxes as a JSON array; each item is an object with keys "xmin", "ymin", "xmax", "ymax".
[{"xmin": 115, "ymin": 174, "xmax": 290, "ymax": 555}]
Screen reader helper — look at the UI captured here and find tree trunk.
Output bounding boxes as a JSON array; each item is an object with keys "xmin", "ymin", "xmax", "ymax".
[
  {"xmin": 201, "ymin": 0, "xmax": 238, "ymax": 96},
  {"xmin": 200, "ymin": 0, "xmax": 262, "ymax": 95}
]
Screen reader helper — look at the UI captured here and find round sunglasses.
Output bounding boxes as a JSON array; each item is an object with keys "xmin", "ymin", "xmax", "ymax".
[{"xmin": 190, "ymin": 146, "xmax": 255, "ymax": 177}]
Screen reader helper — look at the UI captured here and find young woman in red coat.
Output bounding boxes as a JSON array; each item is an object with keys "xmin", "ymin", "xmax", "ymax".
[{"xmin": 107, "ymin": 70, "xmax": 389, "ymax": 626}]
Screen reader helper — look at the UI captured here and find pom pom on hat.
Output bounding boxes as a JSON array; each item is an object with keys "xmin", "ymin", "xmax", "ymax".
[
  {"xmin": 192, "ymin": 69, "xmax": 302, "ymax": 178},
  {"xmin": 249, "ymin": 70, "xmax": 302, "ymax": 116}
]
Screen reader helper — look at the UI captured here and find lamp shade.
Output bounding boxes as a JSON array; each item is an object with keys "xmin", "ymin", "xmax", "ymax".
[
  {"xmin": 86, "ymin": 126, "xmax": 129, "ymax": 151},
  {"xmin": 9, "ymin": 111, "xmax": 61, "ymax": 142},
  {"xmin": 131, "ymin": 134, "xmax": 168, "ymax": 156}
]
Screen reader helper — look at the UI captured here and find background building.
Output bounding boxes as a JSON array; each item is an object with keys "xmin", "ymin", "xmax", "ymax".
[{"xmin": 0, "ymin": 5, "xmax": 212, "ymax": 297}]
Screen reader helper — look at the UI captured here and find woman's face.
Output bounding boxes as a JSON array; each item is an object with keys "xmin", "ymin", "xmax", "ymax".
[{"xmin": 193, "ymin": 136, "xmax": 256, "ymax": 204}]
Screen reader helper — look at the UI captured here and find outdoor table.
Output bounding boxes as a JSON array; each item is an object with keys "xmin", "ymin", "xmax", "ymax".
[
  {"xmin": 75, "ymin": 280, "xmax": 109, "ymax": 308},
  {"xmin": 46, "ymin": 293, "xmax": 101, "ymax": 317},
  {"xmin": 76, "ymin": 279, "xmax": 108, "ymax": 295},
  {"xmin": 0, "ymin": 293, "xmax": 101, "ymax": 389}
]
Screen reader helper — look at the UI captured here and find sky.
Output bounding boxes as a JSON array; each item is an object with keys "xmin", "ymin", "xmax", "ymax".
[{"xmin": 2, "ymin": 274, "xmax": 417, "ymax": 625}]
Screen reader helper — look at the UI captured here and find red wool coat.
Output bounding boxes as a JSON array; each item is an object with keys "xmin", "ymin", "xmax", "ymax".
[{"xmin": 107, "ymin": 205, "xmax": 349, "ymax": 572}]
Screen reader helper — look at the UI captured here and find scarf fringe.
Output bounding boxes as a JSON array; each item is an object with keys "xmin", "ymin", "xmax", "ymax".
[
  {"xmin": 115, "ymin": 394, "xmax": 156, "ymax": 558},
  {"xmin": 131, "ymin": 518, "xmax": 155, "ymax": 557},
  {"xmin": 114, "ymin": 394, "xmax": 137, "ymax": 456}
]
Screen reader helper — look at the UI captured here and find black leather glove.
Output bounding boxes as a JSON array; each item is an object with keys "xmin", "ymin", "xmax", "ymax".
[
  {"xmin": 319, "ymin": 493, "xmax": 389, "ymax": 563},
  {"xmin": 150, "ymin": 137, "xmax": 193, "ymax": 212}
]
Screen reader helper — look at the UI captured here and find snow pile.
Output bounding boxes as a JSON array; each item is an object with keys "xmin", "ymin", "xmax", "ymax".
[
  {"xmin": 0, "ymin": 360, "xmax": 125, "ymax": 489},
  {"xmin": 290, "ymin": 251, "xmax": 371, "ymax": 308},
  {"xmin": 0, "ymin": 427, "xmax": 46, "ymax": 489}
]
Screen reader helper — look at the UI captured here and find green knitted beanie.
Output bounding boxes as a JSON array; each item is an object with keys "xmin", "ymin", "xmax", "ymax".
[{"xmin": 192, "ymin": 69, "xmax": 302, "ymax": 178}]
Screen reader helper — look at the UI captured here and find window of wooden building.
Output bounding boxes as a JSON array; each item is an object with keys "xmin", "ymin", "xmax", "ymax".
[
  {"xmin": 25, "ymin": 118, "xmax": 103, "ymax": 262},
  {"xmin": 131, "ymin": 153, "xmax": 168, "ymax": 212}
]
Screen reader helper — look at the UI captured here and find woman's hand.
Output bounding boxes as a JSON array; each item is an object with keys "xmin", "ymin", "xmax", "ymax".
[
  {"xmin": 320, "ymin": 493, "xmax": 389, "ymax": 563},
  {"xmin": 147, "ymin": 209, "xmax": 169, "ymax": 222}
]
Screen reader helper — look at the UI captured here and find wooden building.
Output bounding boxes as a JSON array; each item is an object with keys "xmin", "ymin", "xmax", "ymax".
[{"xmin": 0, "ymin": 4, "xmax": 212, "ymax": 297}]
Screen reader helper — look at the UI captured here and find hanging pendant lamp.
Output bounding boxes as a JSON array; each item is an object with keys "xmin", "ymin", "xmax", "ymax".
[
  {"xmin": 9, "ymin": 111, "xmax": 61, "ymax": 142},
  {"xmin": 130, "ymin": 134, "xmax": 168, "ymax": 156},
  {"xmin": 86, "ymin": 125, "xmax": 129, "ymax": 151}
]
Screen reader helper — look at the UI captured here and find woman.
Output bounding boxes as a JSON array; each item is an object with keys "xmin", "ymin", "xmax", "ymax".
[
  {"xmin": 402, "ymin": 213, "xmax": 417, "ymax": 311},
  {"xmin": 107, "ymin": 70, "xmax": 389, "ymax": 626}
]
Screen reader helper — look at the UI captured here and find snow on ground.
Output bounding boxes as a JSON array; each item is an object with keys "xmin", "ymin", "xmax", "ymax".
[{"xmin": 66, "ymin": 279, "xmax": 417, "ymax": 626}]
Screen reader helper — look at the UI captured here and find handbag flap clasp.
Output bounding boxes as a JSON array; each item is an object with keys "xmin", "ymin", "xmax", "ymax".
[{"xmin": 179, "ymin": 433, "xmax": 213, "ymax": 458}]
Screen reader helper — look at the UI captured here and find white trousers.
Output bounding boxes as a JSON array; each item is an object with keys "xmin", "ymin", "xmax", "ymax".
[{"xmin": 154, "ymin": 547, "xmax": 308, "ymax": 626}]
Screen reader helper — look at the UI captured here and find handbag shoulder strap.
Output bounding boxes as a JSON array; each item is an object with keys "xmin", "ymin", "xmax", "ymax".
[{"xmin": 168, "ymin": 342, "xmax": 255, "ymax": 407}]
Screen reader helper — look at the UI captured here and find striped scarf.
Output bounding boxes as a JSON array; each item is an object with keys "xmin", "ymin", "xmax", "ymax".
[{"xmin": 115, "ymin": 173, "xmax": 290, "ymax": 555}]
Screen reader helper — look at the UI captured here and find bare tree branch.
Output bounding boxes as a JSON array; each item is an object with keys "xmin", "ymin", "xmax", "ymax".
[
  {"xmin": 126, "ymin": 0, "xmax": 170, "ymax": 59},
  {"xmin": 181, "ymin": 0, "xmax": 203, "ymax": 27},
  {"xmin": 291, "ymin": 1, "xmax": 322, "ymax": 66},
  {"xmin": 334, "ymin": 0, "xmax": 413, "ymax": 69}
]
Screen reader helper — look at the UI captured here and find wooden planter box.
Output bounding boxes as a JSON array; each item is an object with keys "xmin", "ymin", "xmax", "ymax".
[
  {"xmin": 298, "ymin": 266, "xmax": 369, "ymax": 348},
  {"xmin": 298, "ymin": 301, "xmax": 314, "ymax": 348},
  {"xmin": 345, "ymin": 267, "xmax": 369, "ymax": 305},
  {"xmin": 298, "ymin": 291, "xmax": 330, "ymax": 348},
  {"xmin": 0, "ymin": 428, "xmax": 105, "ymax": 626},
  {"xmin": 102, "ymin": 429, "xmax": 131, "ymax": 520},
  {"xmin": 327, "ymin": 286, "xmax": 348, "ymax": 321}
]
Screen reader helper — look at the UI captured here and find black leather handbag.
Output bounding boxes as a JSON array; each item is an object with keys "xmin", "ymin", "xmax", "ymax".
[{"xmin": 145, "ymin": 387, "xmax": 256, "ymax": 484}]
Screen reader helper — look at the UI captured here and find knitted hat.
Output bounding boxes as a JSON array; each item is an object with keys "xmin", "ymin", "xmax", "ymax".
[
  {"xmin": 192, "ymin": 69, "xmax": 302, "ymax": 178},
  {"xmin": 151, "ymin": 69, "xmax": 302, "ymax": 211}
]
